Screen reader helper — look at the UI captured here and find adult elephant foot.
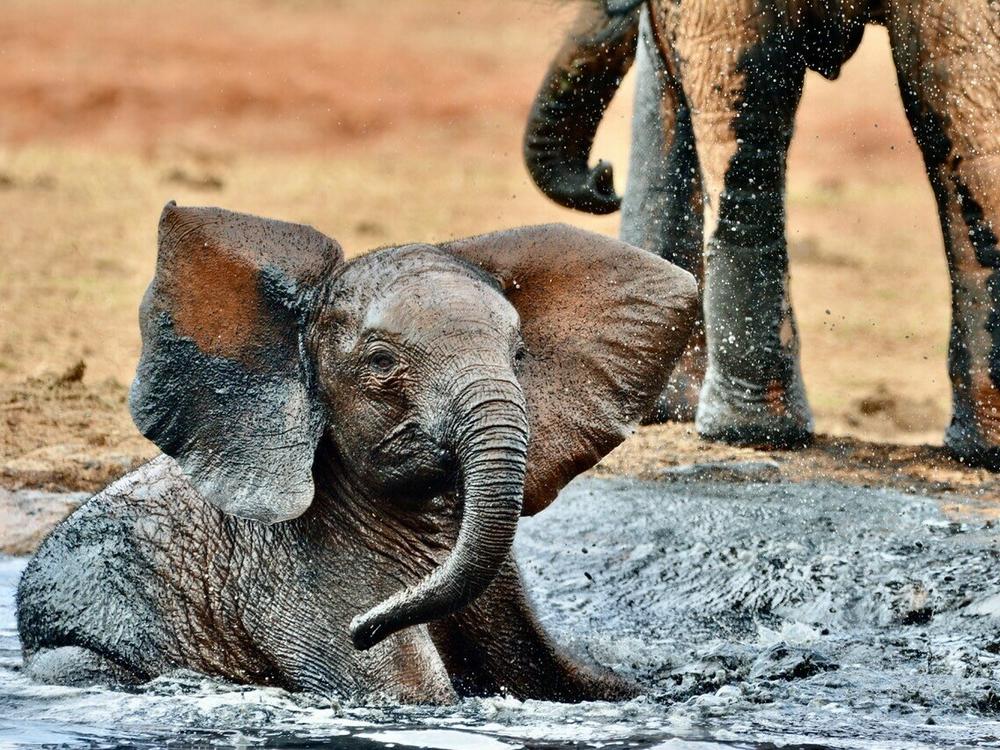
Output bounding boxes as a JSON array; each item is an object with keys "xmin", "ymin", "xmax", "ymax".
[
  {"xmin": 644, "ymin": 0, "xmax": 814, "ymax": 449},
  {"xmin": 694, "ymin": 240, "xmax": 814, "ymax": 449},
  {"xmin": 886, "ymin": 0, "xmax": 1000, "ymax": 474},
  {"xmin": 644, "ymin": 345, "xmax": 705, "ymax": 424},
  {"xmin": 696, "ymin": 365, "xmax": 813, "ymax": 449},
  {"xmin": 945, "ymin": 404, "xmax": 1000, "ymax": 472}
]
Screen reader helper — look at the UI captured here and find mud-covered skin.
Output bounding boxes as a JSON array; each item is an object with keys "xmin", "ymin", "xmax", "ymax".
[
  {"xmin": 652, "ymin": 0, "xmax": 814, "ymax": 447},
  {"xmin": 16, "ymin": 205, "xmax": 697, "ymax": 702},
  {"xmin": 526, "ymin": 1, "xmax": 1000, "ymax": 461},
  {"xmin": 884, "ymin": 0, "xmax": 1000, "ymax": 468},
  {"xmin": 129, "ymin": 205, "xmax": 341, "ymax": 524},
  {"xmin": 17, "ymin": 456, "xmax": 627, "ymax": 702}
]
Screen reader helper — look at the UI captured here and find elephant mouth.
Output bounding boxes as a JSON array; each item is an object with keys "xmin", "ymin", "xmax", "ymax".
[
  {"xmin": 373, "ymin": 421, "xmax": 443, "ymax": 457},
  {"xmin": 369, "ymin": 421, "xmax": 455, "ymax": 499},
  {"xmin": 372, "ymin": 420, "xmax": 425, "ymax": 451}
]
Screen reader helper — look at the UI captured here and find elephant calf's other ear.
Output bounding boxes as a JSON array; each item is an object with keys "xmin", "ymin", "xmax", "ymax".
[
  {"xmin": 442, "ymin": 224, "xmax": 697, "ymax": 515},
  {"xmin": 129, "ymin": 203, "xmax": 343, "ymax": 524}
]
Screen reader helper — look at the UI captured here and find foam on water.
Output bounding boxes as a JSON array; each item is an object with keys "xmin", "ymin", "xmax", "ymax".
[{"xmin": 1, "ymin": 478, "xmax": 999, "ymax": 749}]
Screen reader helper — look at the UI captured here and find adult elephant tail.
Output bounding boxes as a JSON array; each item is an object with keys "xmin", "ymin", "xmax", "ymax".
[{"xmin": 522, "ymin": 2, "xmax": 641, "ymax": 215}]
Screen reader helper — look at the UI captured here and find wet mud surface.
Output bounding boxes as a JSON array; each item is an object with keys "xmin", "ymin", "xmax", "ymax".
[
  {"xmin": 2, "ymin": 476, "xmax": 999, "ymax": 748},
  {"xmin": 521, "ymin": 478, "xmax": 1000, "ymax": 747}
]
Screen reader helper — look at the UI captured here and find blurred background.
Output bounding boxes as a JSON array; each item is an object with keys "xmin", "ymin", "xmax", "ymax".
[{"xmin": 0, "ymin": 0, "xmax": 952, "ymax": 490}]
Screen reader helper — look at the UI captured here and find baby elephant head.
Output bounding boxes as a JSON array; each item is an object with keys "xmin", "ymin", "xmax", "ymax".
[{"xmin": 130, "ymin": 203, "xmax": 697, "ymax": 651}]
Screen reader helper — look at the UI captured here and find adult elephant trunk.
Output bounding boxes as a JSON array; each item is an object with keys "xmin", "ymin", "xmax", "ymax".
[
  {"xmin": 349, "ymin": 379, "xmax": 529, "ymax": 650},
  {"xmin": 522, "ymin": 4, "xmax": 639, "ymax": 214}
]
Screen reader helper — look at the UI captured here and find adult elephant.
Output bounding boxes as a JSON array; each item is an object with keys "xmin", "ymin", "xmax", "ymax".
[
  {"xmin": 17, "ymin": 204, "xmax": 697, "ymax": 703},
  {"xmin": 524, "ymin": 0, "xmax": 1000, "ymax": 466}
]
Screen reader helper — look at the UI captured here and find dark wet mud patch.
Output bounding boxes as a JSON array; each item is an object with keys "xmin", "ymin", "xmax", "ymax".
[
  {"xmin": 518, "ymin": 477, "xmax": 1000, "ymax": 746},
  {"xmin": 2, "ymin": 478, "xmax": 999, "ymax": 748},
  {"xmin": 595, "ymin": 425, "xmax": 1000, "ymax": 511}
]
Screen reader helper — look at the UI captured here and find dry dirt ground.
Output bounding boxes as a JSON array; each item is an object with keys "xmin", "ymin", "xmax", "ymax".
[{"xmin": 0, "ymin": 0, "xmax": 995, "ymax": 507}]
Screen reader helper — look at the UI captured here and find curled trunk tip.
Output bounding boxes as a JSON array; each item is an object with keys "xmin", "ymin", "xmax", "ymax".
[{"xmin": 522, "ymin": 4, "xmax": 639, "ymax": 215}]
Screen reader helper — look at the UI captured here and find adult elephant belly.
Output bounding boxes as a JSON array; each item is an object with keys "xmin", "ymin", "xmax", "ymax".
[{"xmin": 787, "ymin": 0, "xmax": 871, "ymax": 79}]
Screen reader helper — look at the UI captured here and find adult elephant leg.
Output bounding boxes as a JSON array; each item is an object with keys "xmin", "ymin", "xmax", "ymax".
[
  {"xmin": 655, "ymin": 3, "xmax": 813, "ymax": 447},
  {"xmin": 623, "ymin": 8, "xmax": 705, "ymax": 422},
  {"xmin": 886, "ymin": 1, "xmax": 1000, "ymax": 468}
]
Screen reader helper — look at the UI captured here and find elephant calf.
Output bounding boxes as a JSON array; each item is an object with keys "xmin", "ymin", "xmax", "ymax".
[{"xmin": 16, "ymin": 204, "xmax": 697, "ymax": 703}]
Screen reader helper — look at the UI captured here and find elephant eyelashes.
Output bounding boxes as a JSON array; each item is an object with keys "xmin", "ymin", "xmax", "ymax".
[
  {"xmin": 513, "ymin": 344, "xmax": 528, "ymax": 369},
  {"xmin": 367, "ymin": 349, "xmax": 398, "ymax": 375}
]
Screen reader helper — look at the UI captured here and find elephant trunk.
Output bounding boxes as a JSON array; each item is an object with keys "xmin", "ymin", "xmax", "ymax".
[
  {"xmin": 522, "ymin": 4, "xmax": 639, "ymax": 215},
  {"xmin": 349, "ymin": 379, "xmax": 529, "ymax": 651}
]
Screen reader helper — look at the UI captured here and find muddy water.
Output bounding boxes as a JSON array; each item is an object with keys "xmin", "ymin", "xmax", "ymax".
[{"xmin": 1, "ymin": 476, "xmax": 999, "ymax": 748}]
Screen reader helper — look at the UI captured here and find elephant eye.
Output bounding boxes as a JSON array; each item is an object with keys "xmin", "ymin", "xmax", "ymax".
[
  {"xmin": 513, "ymin": 344, "xmax": 528, "ymax": 368},
  {"xmin": 367, "ymin": 349, "xmax": 398, "ymax": 375}
]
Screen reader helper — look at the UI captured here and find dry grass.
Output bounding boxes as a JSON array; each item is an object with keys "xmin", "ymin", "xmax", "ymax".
[{"xmin": 0, "ymin": 0, "xmax": 980, "ymax": 494}]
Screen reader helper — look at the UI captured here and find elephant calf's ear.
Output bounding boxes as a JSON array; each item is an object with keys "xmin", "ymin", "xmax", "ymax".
[
  {"xmin": 129, "ymin": 203, "xmax": 343, "ymax": 523},
  {"xmin": 443, "ymin": 224, "xmax": 698, "ymax": 515}
]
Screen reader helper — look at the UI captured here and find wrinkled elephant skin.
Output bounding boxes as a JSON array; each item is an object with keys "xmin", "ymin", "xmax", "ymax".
[{"xmin": 16, "ymin": 204, "xmax": 697, "ymax": 703}]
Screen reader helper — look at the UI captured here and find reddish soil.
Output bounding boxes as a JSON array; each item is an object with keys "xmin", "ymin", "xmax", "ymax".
[{"xmin": 0, "ymin": 0, "xmax": 995, "ymax": 508}]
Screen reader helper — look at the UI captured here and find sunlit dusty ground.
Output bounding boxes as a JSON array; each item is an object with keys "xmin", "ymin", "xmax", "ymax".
[{"xmin": 0, "ymin": 0, "xmax": 986, "ymax": 497}]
